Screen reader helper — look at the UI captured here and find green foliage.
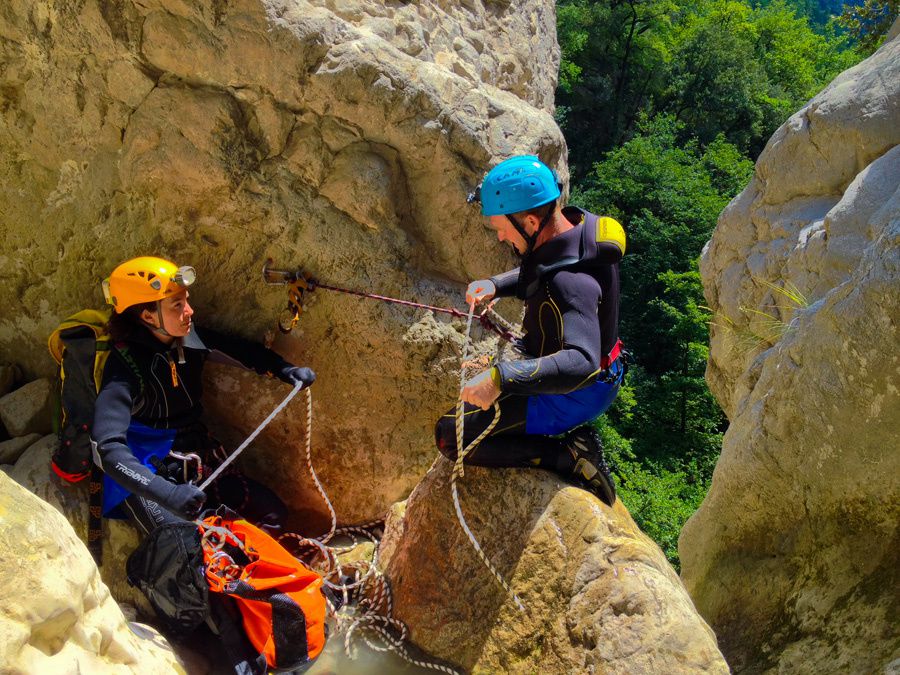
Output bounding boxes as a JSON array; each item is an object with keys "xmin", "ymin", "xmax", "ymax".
[
  {"xmin": 666, "ymin": 0, "xmax": 858, "ymax": 154},
  {"xmin": 755, "ymin": 0, "xmax": 850, "ymax": 28},
  {"xmin": 556, "ymin": 0, "xmax": 679, "ymax": 175},
  {"xmin": 575, "ymin": 118, "xmax": 744, "ymax": 477},
  {"xmin": 557, "ymin": 0, "xmax": 862, "ymax": 175},
  {"xmin": 576, "ymin": 114, "xmax": 752, "ymax": 362},
  {"xmin": 616, "ymin": 460, "xmax": 709, "ymax": 566},
  {"xmin": 573, "ymin": 115, "xmax": 747, "ymax": 564},
  {"xmin": 595, "ymin": 414, "xmax": 709, "ymax": 568},
  {"xmin": 557, "ymin": 0, "xmax": 862, "ymax": 568},
  {"xmin": 838, "ymin": 0, "xmax": 899, "ymax": 53}
]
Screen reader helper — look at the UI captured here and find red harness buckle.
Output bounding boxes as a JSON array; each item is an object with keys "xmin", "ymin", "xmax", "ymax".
[{"xmin": 600, "ymin": 339, "xmax": 623, "ymax": 370}]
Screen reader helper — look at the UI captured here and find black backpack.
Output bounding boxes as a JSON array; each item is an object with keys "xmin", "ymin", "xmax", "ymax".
[
  {"xmin": 48, "ymin": 308, "xmax": 141, "ymax": 562},
  {"xmin": 126, "ymin": 521, "xmax": 210, "ymax": 633}
]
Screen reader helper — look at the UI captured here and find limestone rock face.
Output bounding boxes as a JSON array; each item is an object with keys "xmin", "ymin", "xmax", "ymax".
[
  {"xmin": 9, "ymin": 436, "xmax": 152, "ymax": 615},
  {"xmin": 699, "ymin": 32, "xmax": 900, "ymax": 418},
  {"xmin": 0, "ymin": 0, "xmax": 564, "ymax": 525},
  {"xmin": 681, "ymin": 30, "xmax": 900, "ymax": 674},
  {"xmin": 0, "ymin": 471, "xmax": 184, "ymax": 673},
  {"xmin": 382, "ymin": 460, "xmax": 728, "ymax": 674},
  {"xmin": 0, "ymin": 378, "xmax": 52, "ymax": 437}
]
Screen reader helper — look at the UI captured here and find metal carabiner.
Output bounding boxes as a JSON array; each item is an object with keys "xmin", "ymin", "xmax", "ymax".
[{"xmin": 167, "ymin": 451, "xmax": 203, "ymax": 484}]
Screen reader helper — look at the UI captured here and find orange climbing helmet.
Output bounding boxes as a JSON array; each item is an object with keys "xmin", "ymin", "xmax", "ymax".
[{"xmin": 102, "ymin": 256, "xmax": 196, "ymax": 313}]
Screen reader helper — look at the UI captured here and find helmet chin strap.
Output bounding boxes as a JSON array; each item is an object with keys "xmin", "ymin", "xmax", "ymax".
[
  {"xmin": 506, "ymin": 200, "xmax": 557, "ymax": 260},
  {"xmin": 143, "ymin": 302, "xmax": 185, "ymax": 361},
  {"xmin": 151, "ymin": 301, "xmax": 174, "ymax": 338}
]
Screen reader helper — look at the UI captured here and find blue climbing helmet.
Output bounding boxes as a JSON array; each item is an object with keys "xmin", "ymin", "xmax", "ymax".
[{"xmin": 476, "ymin": 155, "xmax": 561, "ymax": 216}]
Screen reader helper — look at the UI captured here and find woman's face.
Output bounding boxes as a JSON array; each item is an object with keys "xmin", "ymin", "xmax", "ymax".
[{"xmin": 142, "ymin": 290, "xmax": 194, "ymax": 338}]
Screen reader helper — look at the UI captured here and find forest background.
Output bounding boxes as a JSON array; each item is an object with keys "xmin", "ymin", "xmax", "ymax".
[{"xmin": 560, "ymin": 0, "xmax": 898, "ymax": 565}]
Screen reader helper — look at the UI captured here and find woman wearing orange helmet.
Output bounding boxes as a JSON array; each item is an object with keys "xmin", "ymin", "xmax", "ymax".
[{"xmin": 93, "ymin": 256, "xmax": 315, "ymax": 535}]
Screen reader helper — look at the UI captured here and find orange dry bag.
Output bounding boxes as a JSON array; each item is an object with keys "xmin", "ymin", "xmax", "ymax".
[{"xmin": 200, "ymin": 513, "xmax": 328, "ymax": 670}]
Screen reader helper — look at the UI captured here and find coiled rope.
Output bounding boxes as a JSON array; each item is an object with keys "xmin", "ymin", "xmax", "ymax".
[
  {"xmin": 199, "ymin": 298, "xmax": 525, "ymax": 669},
  {"xmin": 279, "ymin": 389, "xmax": 460, "ymax": 674}
]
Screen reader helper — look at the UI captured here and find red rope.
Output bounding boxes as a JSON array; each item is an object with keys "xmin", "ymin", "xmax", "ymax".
[{"xmin": 307, "ymin": 279, "xmax": 518, "ymax": 342}]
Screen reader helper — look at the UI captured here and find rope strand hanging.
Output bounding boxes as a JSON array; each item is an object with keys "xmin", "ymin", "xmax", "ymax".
[
  {"xmin": 199, "ymin": 383, "xmax": 460, "ymax": 673},
  {"xmin": 194, "ymin": 260, "xmax": 529, "ymax": 670},
  {"xmin": 452, "ymin": 301, "xmax": 526, "ymax": 612}
]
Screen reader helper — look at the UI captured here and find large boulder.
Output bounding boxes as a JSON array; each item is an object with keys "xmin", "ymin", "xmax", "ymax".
[
  {"xmin": 0, "ymin": 471, "xmax": 184, "ymax": 673},
  {"xmin": 0, "ymin": 432, "xmax": 41, "ymax": 464},
  {"xmin": 9, "ymin": 435, "xmax": 152, "ymax": 614},
  {"xmin": 382, "ymin": 460, "xmax": 729, "ymax": 674},
  {"xmin": 0, "ymin": 0, "xmax": 564, "ymax": 524},
  {"xmin": 0, "ymin": 364, "xmax": 19, "ymax": 398},
  {"xmin": 680, "ymin": 28, "xmax": 900, "ymax": 674}
]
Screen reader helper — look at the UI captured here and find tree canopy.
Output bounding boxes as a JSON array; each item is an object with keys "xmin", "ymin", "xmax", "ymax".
[
  {"xmin": 556, "ymin": 0, "xmax": 862, "ymax": 565},
  {"xmin": 558, "ymin": 0, "xmax": 860, "ymax": 179}
]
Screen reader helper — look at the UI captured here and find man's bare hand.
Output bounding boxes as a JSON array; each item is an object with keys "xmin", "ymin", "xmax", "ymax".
[{"xmin": 461, "ymin": 368, "xmax": 501, "ymax": 410}]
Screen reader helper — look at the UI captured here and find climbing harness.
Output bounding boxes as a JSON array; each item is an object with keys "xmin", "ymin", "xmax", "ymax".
[
  {"xmin": 262, "ymin": 259, "xmax": 519, "ymax": 343},
  {"xmin": 199, "ymin": 384, "xmax": 460, "ymax": 674},
  {"xmin": 452, "ymin": 302, "xmax": 526, "ymax": 612}
]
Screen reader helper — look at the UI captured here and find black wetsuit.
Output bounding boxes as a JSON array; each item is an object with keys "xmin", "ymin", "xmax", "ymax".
[
  {"xmin": 93, "ymin": 324, "xmax": 291, "ymax": 533},
  {"xmin": 435, "ymin": 206, "xmax": 625, "ymax": 467}
]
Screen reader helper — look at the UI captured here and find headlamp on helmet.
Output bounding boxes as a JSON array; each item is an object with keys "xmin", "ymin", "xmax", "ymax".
[
  {"xmin": 103, "ymin": 257, "xmax": 197, "ymax": 313},
  {"xmin": 172, "ymin": 266, "xmax": 196, "ymax": 288}
]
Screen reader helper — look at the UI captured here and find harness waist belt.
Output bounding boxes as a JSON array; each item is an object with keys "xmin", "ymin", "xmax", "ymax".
[{"xmin": 600, "ymin": 339, "xmax": 623, "ymax": 370}]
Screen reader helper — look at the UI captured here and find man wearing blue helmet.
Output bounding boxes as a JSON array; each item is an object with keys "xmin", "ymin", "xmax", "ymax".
[{"xmin": 434, "ymin": 155, "xmax": 626, "ymax": 506}]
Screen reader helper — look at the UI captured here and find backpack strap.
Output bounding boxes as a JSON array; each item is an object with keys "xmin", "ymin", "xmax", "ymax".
[
  {"xmin": 113, "ymin": 342, "xmax": 145, "ymax": 394},
  {"xmin": 88, "ymin": 464, "xmax": 104, "ymax": 565}
]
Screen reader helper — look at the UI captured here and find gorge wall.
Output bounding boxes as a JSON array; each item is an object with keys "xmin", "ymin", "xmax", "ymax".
[
  {"xmin": 680, "ymin": 23, "xmax": 900, "ymax": 674},
  {"xmin": 0, "ymin": 0, "xmax": 565, "ymax": 524}
]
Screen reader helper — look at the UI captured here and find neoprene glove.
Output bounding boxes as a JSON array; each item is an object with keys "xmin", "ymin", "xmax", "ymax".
[
  {"xmin": 466, "ymin": 279, "xmax": 496, "ymax": 305},
  {"xmin": 279, "ymin": 365, "xmax": 316, "ymax": 388},
  {"xmin": 160, "ymin": 481, "xmax": 207, "ymax": 520}
]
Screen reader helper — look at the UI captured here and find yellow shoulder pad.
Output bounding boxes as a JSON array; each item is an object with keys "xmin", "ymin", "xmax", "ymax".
[{"xmin": 596, "ymin": 216, "xmax": 626, "ymax": 255}]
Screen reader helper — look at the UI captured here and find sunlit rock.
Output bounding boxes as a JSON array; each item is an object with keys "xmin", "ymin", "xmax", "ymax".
[
  {"xmin": 683, "ymin": 25, "xmax": 900, "ymax": 674},
  {"xmin": 383, "ymin": 460, "xmax": 729, "ymax": 673}
]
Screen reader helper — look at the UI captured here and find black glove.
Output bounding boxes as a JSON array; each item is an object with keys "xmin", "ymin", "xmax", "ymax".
[
  {"xmin": 279, "ymin": 365, "xmax": 316, "ymax": 388},
  {"xmin": 161, "ymin": 482, "xmax": 207, "ymax": 520}
]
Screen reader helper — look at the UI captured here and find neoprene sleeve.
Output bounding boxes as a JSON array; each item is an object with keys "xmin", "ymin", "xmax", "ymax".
[
  {"xmin": 490, "ymin": 268, "xmax": 520, "ymax": 298},
  {"xmin": 200, "ymin": 327, "xmax": 291, "ymax": 376},
  {"xmin": 494, "ymin": 270, "xmax": 604, "ymax": 394}
]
